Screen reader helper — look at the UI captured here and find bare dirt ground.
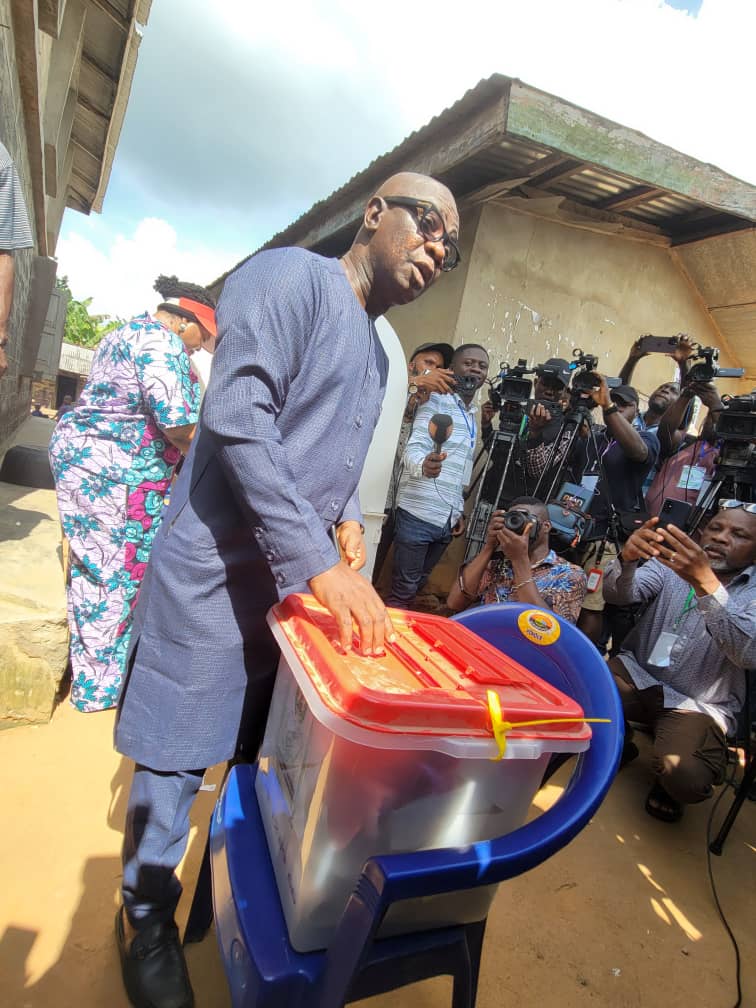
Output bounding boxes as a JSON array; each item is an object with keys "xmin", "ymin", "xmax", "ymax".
[{"xmin": 1, "ymin": 699, "xmax": 753, "ymax": 1008}]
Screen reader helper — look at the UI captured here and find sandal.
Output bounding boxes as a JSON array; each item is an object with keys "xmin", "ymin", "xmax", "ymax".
[{"xmin": 645, "ymin": 781, "xmax": 683, "ymax": 823}]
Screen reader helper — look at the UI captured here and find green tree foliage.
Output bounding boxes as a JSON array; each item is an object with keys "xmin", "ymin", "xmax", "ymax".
[{"xmin": 56, "ymin": 276, "xmax": 124, "ymax": 348}]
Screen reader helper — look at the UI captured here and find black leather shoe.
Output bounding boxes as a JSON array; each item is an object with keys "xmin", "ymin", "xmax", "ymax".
[{"xmin": 116, "ymin": 907, "xmax": 195, "ymax": 1008}]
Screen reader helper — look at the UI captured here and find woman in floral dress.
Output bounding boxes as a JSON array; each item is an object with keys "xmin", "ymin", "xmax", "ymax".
[{"xmin": 49, "ymin": 277, "xmax": 216, "ymax": 711}]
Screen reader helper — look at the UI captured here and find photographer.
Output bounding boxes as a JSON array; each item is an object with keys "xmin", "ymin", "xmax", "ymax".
[
  {"xmin": 604, "ymin": 506, "xmax": 755, "ymax": 822},
  {"xmin": 386, "ymin": 343, "xmax": 489, "ymax": 607},
  {"xmin": 373, "ymin": 341, "xmax": 454, "ymax": 582},
  {"xmin": 525, "ymin": 359, "xmax": 587, "ymax": 484},
  {"xmin": 447, "ymin": 497, "xmax": 586, "ymax": 621},
  {"xmin": 575, "ymin": 380, "xmax": 660, "ymax": 645},
  {"xmin": 479, "ymin": 358, "xmax": 580, "ymax": 510},
  {"xmin": 645, "ymin": 380, "xmax": 723, "ymax": 517},
  {"xmin": 619, "ymin": 333, "xmax": 696, "ymax": 439}
]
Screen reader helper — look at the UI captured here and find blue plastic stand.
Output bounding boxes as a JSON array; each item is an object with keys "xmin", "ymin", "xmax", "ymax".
[{"xmin": 210, "ymin": 603, "xmax": 623, "ymax": 1007}]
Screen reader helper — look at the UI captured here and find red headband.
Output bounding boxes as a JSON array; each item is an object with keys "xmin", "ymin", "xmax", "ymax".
[{"xmin": 179, "ymin": 297, "xmax": 217, "ymax": 337}]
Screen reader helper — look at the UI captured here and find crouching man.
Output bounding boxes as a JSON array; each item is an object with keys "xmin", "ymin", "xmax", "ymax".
[
  {"xmin": 604, "ymin": 503, "xmax": 756, "ymax": 822},
  {"xmin": 447, "ymin": 497, "xmax": 587, "ymax": 621}
]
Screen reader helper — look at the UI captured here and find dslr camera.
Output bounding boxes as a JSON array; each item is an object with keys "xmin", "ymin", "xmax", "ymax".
[{"xmin": 501, "ymin": 508, "xmax": 540, "ymax": 543}]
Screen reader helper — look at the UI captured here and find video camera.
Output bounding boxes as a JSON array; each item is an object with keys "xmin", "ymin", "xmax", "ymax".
[
  {"xmin": 487, "ymin": 359, "xmax": 536, "ymax": 433},
  {"xmin": 565, "ymin": 350, "xmax": 621, "ymax": 415},
  {"xmin": 685, "ymin": 346, "xmax": 744, "ymax": 384},
  {"xmin": 685, "ymin": 390, "xmax": 756, "ymax": 531},
  {"xmin": 716, "ymin": 392, "xmax": 756, "ymax": 442}
]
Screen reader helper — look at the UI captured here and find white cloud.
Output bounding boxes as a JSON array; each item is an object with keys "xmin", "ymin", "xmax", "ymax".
[
  {"xmin": 214, "ymin": 0, "xmax": 755, "ymax": 184},
  {"xmin": 55, "ymin": 218, "xmax": 242, "ymax": 319},
  {"xmin": 57, "ymin": 0, "xmax": 755, "ymax": 317}
]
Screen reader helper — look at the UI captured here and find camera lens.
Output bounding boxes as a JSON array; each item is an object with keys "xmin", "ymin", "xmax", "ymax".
[{"xmin": 503, "ymin": 511, "xmax": 527, "ymax": 534}]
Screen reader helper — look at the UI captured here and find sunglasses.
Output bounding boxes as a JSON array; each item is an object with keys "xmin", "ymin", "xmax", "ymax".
[
  {"xmin": 383, "ymin": 196, "xmax": 460, "ymax": 272},
  {"xmin": 718, "ymin": 499, "xmax": 756, "ymax": 513}
]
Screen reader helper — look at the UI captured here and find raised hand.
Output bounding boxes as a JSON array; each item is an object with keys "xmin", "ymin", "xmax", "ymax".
[
  {"xmin": 653, "ymin": 523, "xmax": 720, "ymax": 595},
  {"xmin": 416, "ymin": 368, "xmax": 456, "ymax": 395},
  {"xmin": 619, "ymin": 517, "xmax": 664, "ymax": 563}
]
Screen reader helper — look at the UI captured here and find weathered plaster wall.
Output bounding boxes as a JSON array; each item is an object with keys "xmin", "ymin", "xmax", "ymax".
[
  {"xmin": 385, "ymin": 204, "xmax": 482, "ymax": 356},
  {"xmin": 0, "ymin": 0, "xmax": 36, "ymax": 448},
  {"xmin": 454, "ymin": 202, "xmax": 745, "ymax": 402},
  {"xmin": 408, "ymin": 201, "xmax": 747, "ymax": 599}
]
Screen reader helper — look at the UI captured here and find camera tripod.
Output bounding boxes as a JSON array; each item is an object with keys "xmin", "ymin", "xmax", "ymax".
[{"xmin": 463, "ymin": 417, "xmax": 529, "ymax": 562}]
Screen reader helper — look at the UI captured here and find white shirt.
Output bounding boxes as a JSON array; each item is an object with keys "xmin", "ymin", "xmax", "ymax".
[{"xmin": 397, "ymin": 392, "xmax": 477, "ymax": 528}]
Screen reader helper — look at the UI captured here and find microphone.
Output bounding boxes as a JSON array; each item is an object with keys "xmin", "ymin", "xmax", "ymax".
[{"xmin": 428, "ymin": 413, "xmax": 453, "ymax": 453}]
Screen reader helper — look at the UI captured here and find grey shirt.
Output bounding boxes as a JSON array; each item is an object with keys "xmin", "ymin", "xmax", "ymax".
[
  {"xmin": 603, "ymin": 557, "xmax": 753, "ymax": 733},
  {"xmin": 0, "ymin": 141, "xmax": 33, "ymax": 249}
]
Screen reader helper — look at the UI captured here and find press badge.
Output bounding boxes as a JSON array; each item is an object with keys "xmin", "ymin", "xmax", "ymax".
[
  {"xmin": 648, "ymin": 631, "xmax": 678, "ymax": 668},
  {"xmin": 677, "ymin": 465, "xmax": 706, "ymax": 491},
  {"xmin": 586, "ymin": 567, "xmax": 603, "ymax": 593}
]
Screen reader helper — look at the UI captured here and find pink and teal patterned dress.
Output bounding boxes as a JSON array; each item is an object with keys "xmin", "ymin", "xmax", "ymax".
[{"xmin": 49, "ymin": 313, "xmax": 200, "ymax": 712}]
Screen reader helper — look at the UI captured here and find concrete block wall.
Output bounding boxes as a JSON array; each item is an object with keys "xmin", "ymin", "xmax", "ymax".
[{"xmin": 0, "ymin": 0, "xmax": 37, "ymax": 448}]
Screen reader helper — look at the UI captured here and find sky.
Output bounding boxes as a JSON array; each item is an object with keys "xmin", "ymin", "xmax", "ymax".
[{"xmin": 56, "ymin": 0, "xmax": 755, "ymax": 319}]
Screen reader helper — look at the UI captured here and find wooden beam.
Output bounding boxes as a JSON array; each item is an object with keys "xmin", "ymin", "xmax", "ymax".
[
  {"xmin": 671, "ymin": 218, "xmax": 753, "ymax": 246},
  {"xmin": 527, "ymin": 158, "xmax": 584, "ymax": 187},
  {"xmin": 38, "ymin": 0, "xmax": 62, "ymax": 37},
  {"xmin": 506, "ymin": 80, "xmax": 756, "ymax": 221},
  {"xmin": 80, "ymin": 51, "xmax": 120, "ymax": 87},
  {"xmin": 520, "ymin": 151, "xmax": 567, "ymax": 177},
  {"xmin": 70, "ymin": 136, "xmax": 102, "ymax": 161},
  {"xmin": 88, "ymin": 0, "xmax": 130, "ymax": 31},
  {"xmin": 75, "ymin": 92, "xmax": 110, "ymax": 123},
  {"xmin": 595, "ymin": 185, "xmax": 665, "ymax": 211}
]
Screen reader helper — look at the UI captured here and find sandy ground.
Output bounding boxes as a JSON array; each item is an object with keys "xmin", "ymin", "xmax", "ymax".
[{"xmin": 0, "ymin": 698, "xmax": 753, "ymax": 1008}]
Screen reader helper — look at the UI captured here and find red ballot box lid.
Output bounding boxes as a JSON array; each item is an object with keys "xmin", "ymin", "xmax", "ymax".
[{"xmin": 270, "ymin": 595, "xmax": 590, "ymax": 743}]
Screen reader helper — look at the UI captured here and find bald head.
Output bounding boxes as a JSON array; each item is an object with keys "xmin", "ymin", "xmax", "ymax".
[
  {"xmin": 342, "ymin": 172, "xmax": 460, "ymax": 317},
  {"xmin": 372, "ymin": 173, "xmax": 459, "ymax": 237}
]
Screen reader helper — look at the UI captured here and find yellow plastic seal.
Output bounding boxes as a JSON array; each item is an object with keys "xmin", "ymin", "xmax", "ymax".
[
  {"xmin": 517, "ymin": 608, "xmax": 561, "ymax": 645},
  {"xmin": 486, "ymin": 688, "xmax": 612, "ymax": 762},
  {"xmin": 487, "ymin": 689, "xmax": 509, "ymax": 760}
]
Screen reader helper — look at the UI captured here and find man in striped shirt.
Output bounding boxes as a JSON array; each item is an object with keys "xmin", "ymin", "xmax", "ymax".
[
  {"xmin": 386, "ymin": 343, "xmax": 489, "ymax": 607},
  {"xmin": 0, "ymin": 140, "xmax": 34, "ymax": 378}
]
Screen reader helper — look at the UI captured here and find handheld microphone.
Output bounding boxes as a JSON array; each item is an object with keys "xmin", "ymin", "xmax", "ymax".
[{"xmin": 428, "ymin": 413, "xmax": 453, "ymax": 453}]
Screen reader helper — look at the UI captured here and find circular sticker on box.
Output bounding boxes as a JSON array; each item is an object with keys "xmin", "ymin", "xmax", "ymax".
[{"xmin": 518, "ymin": 609, "xmax": 561, "ymax": 646}]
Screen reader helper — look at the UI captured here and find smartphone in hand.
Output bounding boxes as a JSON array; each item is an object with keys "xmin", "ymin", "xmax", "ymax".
[
  {"xmin": 657, "ymin": 498, "xmax": 692, "ymax": 531},
  {"xmin": 637, "ymin": 335, "xmax": 682, "ymax": 355}
]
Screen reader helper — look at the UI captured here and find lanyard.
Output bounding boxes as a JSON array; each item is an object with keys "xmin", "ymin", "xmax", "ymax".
[
  {"xmin": 455, "ymin": 398, "xmax": 476, "ymax": 451},
  {"xmin": 672, "ymin": 587, "xmax": 697, "ymax": 631}
]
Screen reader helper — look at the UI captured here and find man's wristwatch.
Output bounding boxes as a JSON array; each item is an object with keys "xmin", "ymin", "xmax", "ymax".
[
  {"xmin": 408, "ymin": 382, "xmax": 418, "ymax": 396},
  {"xmin": 602, "ymin": 404, "xmax": 619, "ymax": 417}
]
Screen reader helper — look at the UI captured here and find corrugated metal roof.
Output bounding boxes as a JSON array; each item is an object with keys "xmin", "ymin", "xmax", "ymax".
[
  {"xmin": 208, "ymin": 74, "xmax": 755, "ymax": 379},
  {"xmin": 210, "ymin": 74, "xmax": 754, "ymax": 296},
  {"xmin": 67, "ymin": 1, "xmax": 152, "ymax": 216},
  {"xmin": 59, "ymin": 342, "xmax": 94, "ymax": 376}
]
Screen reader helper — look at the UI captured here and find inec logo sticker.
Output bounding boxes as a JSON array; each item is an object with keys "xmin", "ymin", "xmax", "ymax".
[{"xmin": 518, "ymin": 609, "xmax": 561, "ymax": 645}]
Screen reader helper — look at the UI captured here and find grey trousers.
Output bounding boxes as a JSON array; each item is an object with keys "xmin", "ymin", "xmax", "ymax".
[{"xmin": 121, "ymin": 764, "xmax": 206, "ymax": 928}]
